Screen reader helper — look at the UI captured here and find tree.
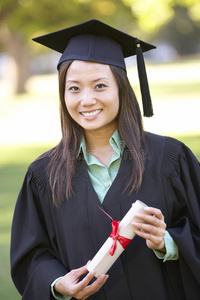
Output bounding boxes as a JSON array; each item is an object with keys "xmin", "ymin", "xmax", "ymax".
[
  {"xmin": 0, "ymin": 0, "xmax": 136, "ymax": 94},
  {"xmin": 122, "ymin": 0, "xmax": 200, "ymax": 54},
  {"xmin": 155, "ymin": 4, "xmax": 200, "ymax": 55},
  {"xmin": 1, "ymin": 0, "xmax": 199, "ymax": 94}
]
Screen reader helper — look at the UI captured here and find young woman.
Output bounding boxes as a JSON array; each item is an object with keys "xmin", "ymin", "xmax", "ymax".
[{"xmin": 11, "ymin": 20, "xmax": 200, "ymax": 300}]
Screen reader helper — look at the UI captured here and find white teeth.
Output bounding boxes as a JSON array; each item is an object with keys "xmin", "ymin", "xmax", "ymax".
[{"xmin": 81, "ymin": 109, "xmax": 101, "ymax": 117}]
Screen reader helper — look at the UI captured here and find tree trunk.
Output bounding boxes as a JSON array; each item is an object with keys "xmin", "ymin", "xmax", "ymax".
[
  {"xmin": 9, "ymin": 32, "xmax": 30, "ymax": 94},
  {"xmin": 0, "ymin": 28, "xmax": 30, "ymax": 94}
]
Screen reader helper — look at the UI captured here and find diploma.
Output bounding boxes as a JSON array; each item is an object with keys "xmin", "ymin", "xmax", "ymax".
[{"xmin": 87, "ymin": 200, "xmax": 148, "ymax": 277}]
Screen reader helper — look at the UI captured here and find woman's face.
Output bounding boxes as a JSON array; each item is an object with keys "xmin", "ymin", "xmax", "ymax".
[{"xmin": 64, "ymin": 60, "xmax": 119, "ymax": 135}]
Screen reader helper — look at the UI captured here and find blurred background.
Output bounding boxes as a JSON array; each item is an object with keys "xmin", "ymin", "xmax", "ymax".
[{"xmin": 0, "ymin": 0, "xmax": 200, "ymax": 298}]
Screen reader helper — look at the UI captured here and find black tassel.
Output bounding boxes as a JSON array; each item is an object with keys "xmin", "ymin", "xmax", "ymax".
[{"xmin": 135, "ymin": 39, "xmax": 153, "ymax": 117}]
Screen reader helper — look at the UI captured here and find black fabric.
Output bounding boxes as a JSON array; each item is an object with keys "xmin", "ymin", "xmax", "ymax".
[
  {"xmin": 136, "ymin": 41, "xmax": 153, "ymax": 117},
  {"xmin": 10, "ymin": 132, "xmax": 200, "ymax": 300},
  {"xmin": 32, "ymin": 19, "xmax": 156, "ymax": 71},
  {"xmin": 57, "ymin": 34, "xmax": 126, "ymax": 70}
]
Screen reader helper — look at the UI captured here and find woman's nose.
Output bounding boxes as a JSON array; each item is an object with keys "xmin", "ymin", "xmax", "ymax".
[{"xmin": 80, "ymin": 91, "xmax": 97, "ymax": 106}]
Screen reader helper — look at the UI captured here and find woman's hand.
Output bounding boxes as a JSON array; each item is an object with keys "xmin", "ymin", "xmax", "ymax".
[
  {"xmin": 54, "ymin": 263, "xmax": 109, "ymax": 300},
  {"xmin": 132, "ymin": 207, "xmax": 167, "ymax": 252}
]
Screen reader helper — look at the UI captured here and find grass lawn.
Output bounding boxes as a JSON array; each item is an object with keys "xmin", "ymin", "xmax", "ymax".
[{"xmin": 0, "ymin": 145, "xmax": 50, "ymax": 300}]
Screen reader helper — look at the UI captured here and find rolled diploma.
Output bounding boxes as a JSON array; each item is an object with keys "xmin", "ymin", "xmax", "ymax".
[{"xmin": 87, "ymin": 200, "xmax": 148, "ymax": 277}]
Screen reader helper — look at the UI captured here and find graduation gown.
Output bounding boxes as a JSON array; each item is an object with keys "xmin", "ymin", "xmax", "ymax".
[{"xmin": 10, "ymin": 133, "xmax": 200, "ymax": 300}]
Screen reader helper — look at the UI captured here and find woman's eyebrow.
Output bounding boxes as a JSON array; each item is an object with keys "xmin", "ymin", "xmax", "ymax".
[
  {"xmin": 66, "ymin": 77, "xmax": 109, "ymax": 84},
  {"xmin": 66, "ymin": 80, "xmax": 80, "ymax": 83},
  {"xmin": 93, "ymin": 77, "xmax": 109, "ymax": 82}
]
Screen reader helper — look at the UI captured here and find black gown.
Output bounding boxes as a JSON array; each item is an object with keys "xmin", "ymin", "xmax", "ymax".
[{"xmin": 10, "ymin": 133, "xmax": 200, "ymax": 300}]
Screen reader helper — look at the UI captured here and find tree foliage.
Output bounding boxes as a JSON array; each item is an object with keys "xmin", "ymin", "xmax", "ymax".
[
  {"xmin": 0, "ymin": 0, "xmax": 199, "ymax": 93},
  {"xmin": 123, "ymin": 0, "xmax": 200, "ymax": 53}
]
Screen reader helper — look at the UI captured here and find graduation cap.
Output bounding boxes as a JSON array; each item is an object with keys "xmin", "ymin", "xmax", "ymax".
[{"xmin": 33, "ymin": 19, "xmax": 156, "ymax": 117}]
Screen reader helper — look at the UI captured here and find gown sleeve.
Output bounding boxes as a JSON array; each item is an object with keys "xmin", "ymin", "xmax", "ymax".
[
  {"xmin": 161, "ymin": 137, "xmax": 200, "ymax": 296},
  {"xmin": 10, "ymin": 159, "xmax": 68, "ymax": 300}
]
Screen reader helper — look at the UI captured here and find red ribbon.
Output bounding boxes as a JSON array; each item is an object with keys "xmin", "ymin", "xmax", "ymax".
[{"xmin": 99, "ymin": 207, "xmax": 132, "ymax": 256}]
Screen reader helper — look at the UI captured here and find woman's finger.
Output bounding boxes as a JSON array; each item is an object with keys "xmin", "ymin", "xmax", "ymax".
[
  {"xmin": 133, "ymin": 219, "xmax": 166, "ymax": 233},
  {"xmin": 73, "ymin": 273, "xmax": 109, "ymax": 299},
  {"xmin": 144, "ymin": 207, "xmax": 164, "ymax": 220},
  {"xmin": 134, "ymin": 213, "xmax": 165, "ymax": 228},
  {"xmin": 81, "ymin": 274, "xmax": 109, "ymax": 299},
  {"xmin": 74, "ymin": 271, "xmax": 96, "ymax": 291}
]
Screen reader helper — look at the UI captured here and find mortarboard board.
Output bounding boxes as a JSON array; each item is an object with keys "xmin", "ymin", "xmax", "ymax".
[{"xmin": 33, "ymin": 19, "xmax": 156, "ymax": 117}]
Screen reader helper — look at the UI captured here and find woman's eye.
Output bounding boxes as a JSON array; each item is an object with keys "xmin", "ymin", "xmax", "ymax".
[
  {"xmin": 95, "ymin": 83, "xmax": 106, "ymax": 89},
  {"xmin": 69, "ymin": 86, "xmax": 79, "ymax": 91}
]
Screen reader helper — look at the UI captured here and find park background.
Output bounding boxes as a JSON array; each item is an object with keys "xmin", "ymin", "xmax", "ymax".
[{"xmin": 0, "ymin": 0, "xmax": 200, "ymax": 298}]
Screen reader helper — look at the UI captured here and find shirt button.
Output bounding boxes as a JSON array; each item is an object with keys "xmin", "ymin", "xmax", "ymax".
[{"xmin": 105, "ymin": 183, "xmax": 110, "ymax": 188}]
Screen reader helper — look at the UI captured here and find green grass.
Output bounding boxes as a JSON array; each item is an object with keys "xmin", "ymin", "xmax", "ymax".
[
  {"xmin": 0, "ymin": 144, "xmax": 51, "ymax": 300},
  {"xmin": 133, "ymin": 81, "xmax": 200, "ymax": 100},
  {"xmin": 150, "ymin": 82, "xmax": 200, "ymax": 98},
  {"xmin": 174, "ymin": 134, "xmax": 200, "ymax": 159},
  {"xmin": 128, "ymin": 54, "xmax": 200, "ymax": 100},
  {"xmin": 0, "ymin": 137, "xmax": 199, "ymax": 299}
]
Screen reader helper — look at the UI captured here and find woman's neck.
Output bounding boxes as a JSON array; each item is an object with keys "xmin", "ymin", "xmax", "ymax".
[{"xmin": 84, "ymin": 127, "xmax": 117, "ymax": 167}]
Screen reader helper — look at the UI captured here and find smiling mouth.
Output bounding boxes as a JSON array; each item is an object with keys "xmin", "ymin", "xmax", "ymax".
[{"xmin": 80, "ymin": 109, "xmax": 102, "ymax": 117}]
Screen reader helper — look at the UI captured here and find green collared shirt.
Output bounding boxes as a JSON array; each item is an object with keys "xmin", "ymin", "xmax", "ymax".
[{"xmin": 80, "ymin": 129, "xmax": 124, "ymax": 203}]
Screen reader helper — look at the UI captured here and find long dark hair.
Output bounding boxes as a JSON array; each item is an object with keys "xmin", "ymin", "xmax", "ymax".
[{"xmin": 47, "ymin": 60, "xmax": 147, "ymax": 206}]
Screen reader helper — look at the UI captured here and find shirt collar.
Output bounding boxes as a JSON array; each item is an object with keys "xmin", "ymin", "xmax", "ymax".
[{"xmin": 79, "ymin": 129, "xmax": 124, "ymax": 165}]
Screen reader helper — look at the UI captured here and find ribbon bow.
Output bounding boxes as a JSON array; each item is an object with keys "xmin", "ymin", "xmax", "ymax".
[{"xmin": 99, "ymin": 207, "xmax": 132, "ymax": 256}]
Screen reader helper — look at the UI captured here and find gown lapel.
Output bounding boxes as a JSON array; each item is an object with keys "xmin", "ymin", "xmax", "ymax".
[{"xmin": 84, "ymin": 157, "xmax": 132, "ymax": 299}]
